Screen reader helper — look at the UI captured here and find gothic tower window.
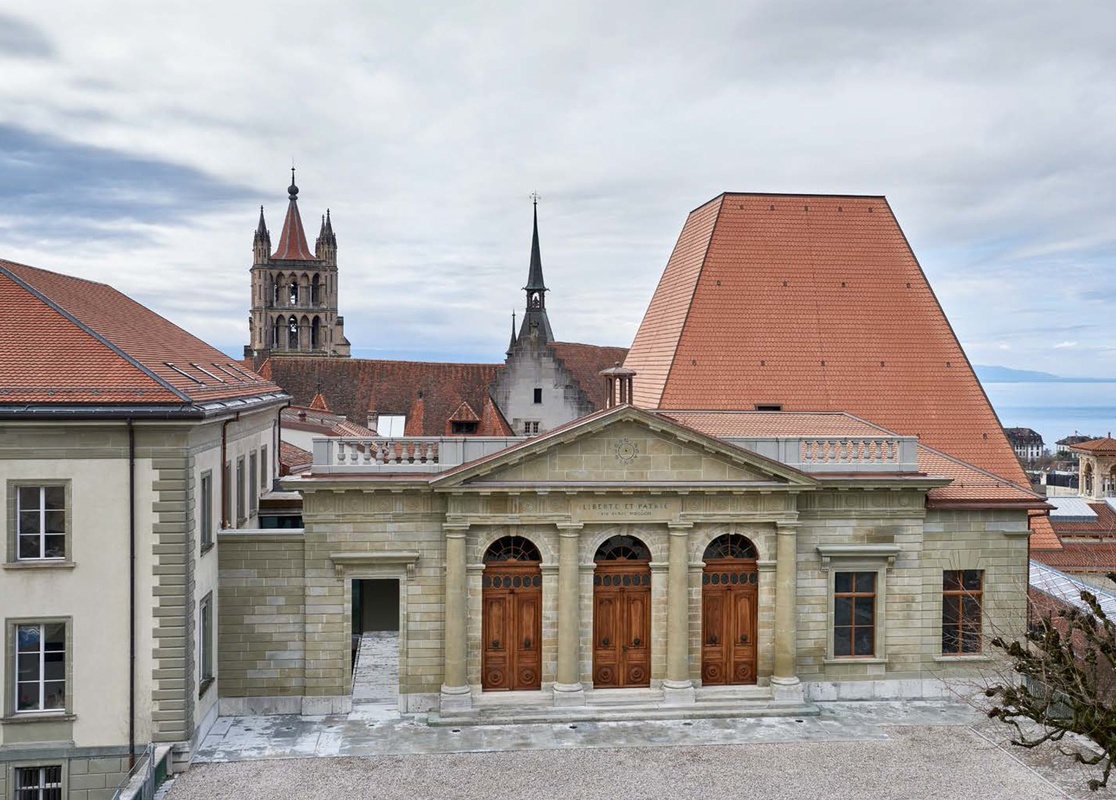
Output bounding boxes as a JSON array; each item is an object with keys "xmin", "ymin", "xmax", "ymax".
[
  {"xmin": 311, "ymin": 274, "xmax": 321, "ymax": 305},
  {"xmin": 289, "ymin": 281, "xmax": 298, "ymax": 306},
  {"xmin": 287, "ymin": 316, "xmax": 298, "ymax": 349},
  {"xmin": 311, "ymin": 316, "xmax": 321, "ymax": 350}
]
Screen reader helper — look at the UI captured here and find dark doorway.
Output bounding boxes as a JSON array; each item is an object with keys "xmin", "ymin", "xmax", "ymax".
[{"xmin": 352, "ymin": 579, "xmax": 399, "ymax": 665}]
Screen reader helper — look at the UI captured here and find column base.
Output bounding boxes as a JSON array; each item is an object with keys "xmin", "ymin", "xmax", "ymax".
[
  {"xmin": 662, "ymin": 679, "xmax": 696, "ymax": 706},
  {"xmin": 552, "ymin": 682, "xmax": 586, "ymax": 707},
  {"xmin": 439, "ymin": 684, "xmax": 472, "ymax": 713},
  {"xmin": 770, "ymin": 676, "xmax": 804, "ymax": 704}
]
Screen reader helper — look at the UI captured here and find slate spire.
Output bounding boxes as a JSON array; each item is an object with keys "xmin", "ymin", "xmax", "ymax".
[{"xmin": 518, "ymin": 194, "xmax": 554, "ymax": 344}]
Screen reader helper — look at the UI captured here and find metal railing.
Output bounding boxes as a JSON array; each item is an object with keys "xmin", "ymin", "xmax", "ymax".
[{"xmin": 111, "ymin": 744, "xmax": 172, "ymax": 800}]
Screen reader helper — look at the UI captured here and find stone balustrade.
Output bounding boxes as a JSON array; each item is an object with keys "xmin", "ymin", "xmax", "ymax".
[
  {"xmin": 312, "ymin": 436, "xmax": 525, "ymax": 474},
  {"xmin": 311, "ymin": 433, "xmax": 919, "ymax": 475}
]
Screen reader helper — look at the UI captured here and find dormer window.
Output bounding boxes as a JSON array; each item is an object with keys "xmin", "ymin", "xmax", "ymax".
[
  {"xmin": 451, "ymin": 421, "xmax": 478, "ymax": 435},
  {"xmin": 755, "ymin": 404, "xmax": 782, "ymax": 412}
]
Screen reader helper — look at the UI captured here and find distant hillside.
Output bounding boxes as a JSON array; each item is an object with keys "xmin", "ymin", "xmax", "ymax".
[{"xmin": 975, "ymin": 365, "xmax": 1116, "ymax": 383}]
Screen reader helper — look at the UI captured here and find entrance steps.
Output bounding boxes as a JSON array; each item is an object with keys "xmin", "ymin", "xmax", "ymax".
[{"xmin": 429, "ymin": 685, "xmax": 818, "ymax": 727}]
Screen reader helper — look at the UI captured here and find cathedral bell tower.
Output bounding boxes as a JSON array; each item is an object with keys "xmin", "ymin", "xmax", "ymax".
[{"xmin": 245, "ymin": 170, "xmax": 350, "ymax": 360}]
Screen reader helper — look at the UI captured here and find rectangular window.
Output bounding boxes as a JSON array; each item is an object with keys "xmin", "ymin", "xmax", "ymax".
[
  {"xmin": 451, "ymin": 421, "xmax": 478, "ymax": 435},
  {"xmin": 942, "ymin": 569, "xmax": 983, "ymax": 654},
  {"xmin": 524, "ymin": 421, "xmax": 540, "ymax": 435},
  {"xmin": 16, "ymin": 486, "xmax": 66, "ymax": 561},
  {"xmin": 235, "ymin": 458, "xmax": 245, "ymax": 523},
  {"xmin": 200, "ymin": 473, "xmax": 213, "ymax": 551},
  {"xmin": 13, "ymin": 765, "xmax": 62, "ymax": 799},
  {"xmin": 260, "ymin": 446, "xmax": 269, "ymax": 490},
  {"xmin": 533, "ymin": 388, "xmax": 543, "ymax": 404},
  {"xmin": 14, "ymin": 623, "xmax": 66, "ymax": 713},
  {"xmin": 833, "ymin": 572, "xmax": 876, "ymax": 657},
  {"xmin": 224, "ymin": 463, "xmax": 232, "ymax": 527},
  {"xmin": 249, "ymin": 453, "xmax": 258, "ymax": 515},
  {"xmin": 199, "ymin": 593, "xmax": 214, "ymax": 693}
]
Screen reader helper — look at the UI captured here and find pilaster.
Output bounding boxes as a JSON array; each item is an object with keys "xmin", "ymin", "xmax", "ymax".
[
  {"xmin": 771, "ymin": 520, "xmax": 803, "ymax": 703},
  {"xmin": 663, "ymin": 522, "xmax": 694, "ymax": 704},
  {"xmin": 553, "ymin": 523, "xmax": 585, "ymax": 706},
  {"xmin": 440, "ymin": 522, "xmax": 471, "ymax": 711}
]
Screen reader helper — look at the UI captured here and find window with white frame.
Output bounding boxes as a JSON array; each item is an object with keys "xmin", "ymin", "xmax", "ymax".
[
  {"xmin": 14, "ymin": 485, "xmax": 67, "ymax": 561},
  {"xmin": 523, "ymin": 421, "xmax": 540, "ymax": 435},
  {"xmin": 14, "ymin": 622, "xmax": 66, "ymax": 713},
  {"xmin": 200, "ymin": 472, "xmax": 214, "ymax": 552},
  {"xmin": 199, "ymin": 593, "xmax": 214, "ymax": 695},
  {"xmin": 13, "ymin": 764, "xmax": 63, "ymax": 799}
]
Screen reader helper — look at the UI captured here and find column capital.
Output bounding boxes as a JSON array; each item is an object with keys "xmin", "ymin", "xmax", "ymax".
[
  {"xmin": 443, "ymin": 520, "xmax": 470, "ymax": 537},
  {"xmin": 775, "ymin": 520, "xmax": 800, "ymax": 534},
  {"xmin": 667, "ymin": 521, "xmax": 694, "ymax": 534},
  {"xmin": 556, "ymin": 522, "xmax": 583, "ymax": 536}
]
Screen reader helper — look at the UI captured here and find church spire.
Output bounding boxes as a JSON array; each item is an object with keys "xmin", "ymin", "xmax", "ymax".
[
  {"xmin": 506, "ymin": 310, "xmax": 518, "ymax": 357},
  {"xmin": 271, "ymin": 167, "xmax": 317, "ymax": 261},
  {"xmin": 252, "ymin": 205, "xmax": 271, "ymax": 264},
  {"xmin": 518, "ymin": 193, "xmax": 554, "ymax": 344}
]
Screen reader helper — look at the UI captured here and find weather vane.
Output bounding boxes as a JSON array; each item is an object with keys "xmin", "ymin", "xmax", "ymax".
[{"xmin": 529, "ymin": 191, "xmax": 541, "ymax": 206}]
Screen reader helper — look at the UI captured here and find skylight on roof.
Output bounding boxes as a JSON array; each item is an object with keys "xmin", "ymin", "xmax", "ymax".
[
  {"xmin": 190, "ymin": 362, "xmax": 225, "ymax": 383},
  {"xmin": 164, "ymin": 362, "xmax": 206, "ymax": 386}
]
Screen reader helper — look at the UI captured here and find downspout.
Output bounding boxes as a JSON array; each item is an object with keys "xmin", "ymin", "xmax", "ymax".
[{"xmin": 128, "ymin": 419, "xmax": 136, "ymax": 769}]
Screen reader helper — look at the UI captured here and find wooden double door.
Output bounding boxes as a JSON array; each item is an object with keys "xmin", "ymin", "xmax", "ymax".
[
  {"xmin": 592, "ymin": 561, "xmax": 651, "ymax": 688},
  {"xmin": 701, "ymin": 557, "xmax": 758, "ymax": 685},
  {"xmin": 482, "ymin": 562, "xmax": 542, "ymax": 691}
]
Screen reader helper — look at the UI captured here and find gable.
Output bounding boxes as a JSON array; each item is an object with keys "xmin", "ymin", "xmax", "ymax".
[{"xmin": 450, "ymin": 417, "xmax": 807, "ymax": 487}]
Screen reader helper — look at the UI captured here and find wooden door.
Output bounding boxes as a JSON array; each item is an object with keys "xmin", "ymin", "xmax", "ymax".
[
  {"xmin": 593, "ymin": 562, "xmax": 651, "ymax": 688},
  {"xmin": 701, "ymin": 558, "xmax": 758, "ymax": 685},
  {"xmin": 482, "ymin": 562, "xmax": 542, "ymax": 691}
]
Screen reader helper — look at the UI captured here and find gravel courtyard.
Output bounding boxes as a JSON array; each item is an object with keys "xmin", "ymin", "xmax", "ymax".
[{"xmin": 166, "ymin": 723, "xmax": 1112, "ymax": 800}]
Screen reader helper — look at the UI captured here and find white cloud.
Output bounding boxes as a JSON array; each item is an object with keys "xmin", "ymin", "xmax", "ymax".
[
  {"xmin": 0, "ymin": 1, "xmax": 1115, "ymax": 372},
  {"xmin": 1054, "ymin": 341, "xmax": 1078, "ymax": 349}
]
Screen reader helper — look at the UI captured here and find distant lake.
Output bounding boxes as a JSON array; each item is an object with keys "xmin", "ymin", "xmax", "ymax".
[{"xmin": 983, "ymin": 382, "xmax": 1116, "ymax": 447}]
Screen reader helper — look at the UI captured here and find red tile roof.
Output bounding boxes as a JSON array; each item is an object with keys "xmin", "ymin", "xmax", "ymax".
[
  {"xmin": 1032, "ymin": 544, "xmax": 1116, "ymax": 571},
  {"xmin": 262, "ymin": 356, "xmax": 505, "ymax": 436},
  {"xmin": 548, "ymin": 342, "xmax": 630, "ymax": 410},
  {"xmin": 660, "ymin": 411, "xmax": 893, "ymax": 438},
  {"xmin": 309, "ymin": 391, "xmax": 330, "ymax": 412},
  {"xmin": 271, "ymin": 196, "xmax": 317, "ymax": 261},
  {"xmin": 279, "ymin": 440, "xmax": 313, "ymax": 475},
  {"xmin": 1, "ymin": 260, "xmax": 282, "ymax": 408},
  {"xmin": 625, "ymin": 193, "xmax": 1025, "ymax": 486},
  {"xmin": 1049, "ymin": 501, "xmax": 1116, "ymax": 535},
  {"xmin": 1070, "ymin": 437, "xmax": 1116, "ymax": 455}
]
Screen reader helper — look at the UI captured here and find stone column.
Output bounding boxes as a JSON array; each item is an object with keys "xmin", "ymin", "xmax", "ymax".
[
  {"xmin": 553, "ymin": 524, "xmax": 586, "ymax": 706},
  {"xmin": 663, "ymin": 523, "xmax": 695, "ymax": 704},
  {"xmin": 771, "ymin": 520, "xmax": 803, "ymax": 703},
  {"xmin": 440, "ymin": 523, "xmax": 471, "ymax": 711}
]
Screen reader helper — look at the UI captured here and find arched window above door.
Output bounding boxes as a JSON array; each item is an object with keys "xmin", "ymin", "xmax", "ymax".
[
  {"xmin": 594, "ymin": 535, "xmax": 650, "ymax": 562},
  {"xmin": 703, "ymin": 534, "xmax": 758, "ymax": 560},
  {"xmin": 483, "ymin": 536, "xmax": 541, "ymax": 563}
]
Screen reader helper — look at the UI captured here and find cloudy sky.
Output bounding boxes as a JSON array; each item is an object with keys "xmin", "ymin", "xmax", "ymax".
[{"xmin": 2, "ymin": 1, "xmax": 1114, "ymax": 376}]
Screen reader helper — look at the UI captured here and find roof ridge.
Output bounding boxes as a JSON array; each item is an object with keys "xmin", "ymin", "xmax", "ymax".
[
  {"xmin": 0, "ymin": 259, "xmax": 111, "ymax": 290},
  {"xmin": 0, "ymin": 263, "xmax": 190, "ymax": 403},
  {"xmin": 663, "ymin": 195, "xmax": 724, "ymax": 408}
]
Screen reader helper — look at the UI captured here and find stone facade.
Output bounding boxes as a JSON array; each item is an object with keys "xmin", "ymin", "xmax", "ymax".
[
  {"xmin": 217, "ymin": 407, "xmax": 1036, "ymax": 718},
  {"xmin": 0, "ymin": 409, "xmax": 282, "ymax": 796}
]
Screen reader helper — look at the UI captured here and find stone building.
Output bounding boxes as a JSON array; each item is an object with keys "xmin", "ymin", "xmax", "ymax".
[
  {"xmin": 216, "ymin": 192, "xmax": 1048, "ymax": 721},
  {"xmin": 251, "ymin": 196, "xmax": 626, "ymax": 438},
  {"xmin": 244, "ymin": 170, "xmax": 350, "ymax": 360},
  {"xmin": 0, "ymin": 260, "xmax": 285, "ymax": 797},
  {"xmin": 1004, "ymin": 427, "xmax": 1045, "ymax": 464}
]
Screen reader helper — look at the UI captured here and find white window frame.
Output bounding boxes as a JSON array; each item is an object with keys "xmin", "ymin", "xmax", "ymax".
[
  {"xmin": 9, "ymin": 483, "xmax": 70, "ymax": 564},
  {"xmin": 9, "ymin": 620, "xmax": 68, "ymax": 716}
]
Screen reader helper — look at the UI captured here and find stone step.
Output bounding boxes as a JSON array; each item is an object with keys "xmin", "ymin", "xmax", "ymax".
[{"xmin": 428, "ymin": 700, "xmax": 819, "ymax": 727}]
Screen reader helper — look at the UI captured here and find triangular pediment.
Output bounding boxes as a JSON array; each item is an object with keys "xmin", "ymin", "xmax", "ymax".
[{"xmin": 433, "ymin": 405, "xmax": 816, "ymax": 489}]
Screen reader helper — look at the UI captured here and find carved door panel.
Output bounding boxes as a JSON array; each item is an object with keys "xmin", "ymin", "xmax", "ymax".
[
  {"xmin": 701, "ymin": 560, "xmax": 757, "ymax": 685},
  {"xmin": 593, "ymin": 562, "xmax": 651, "ymax": 688},
  {"xmin": 482, "ymin": 563, "xmax": 542, "ymax": 691}
]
